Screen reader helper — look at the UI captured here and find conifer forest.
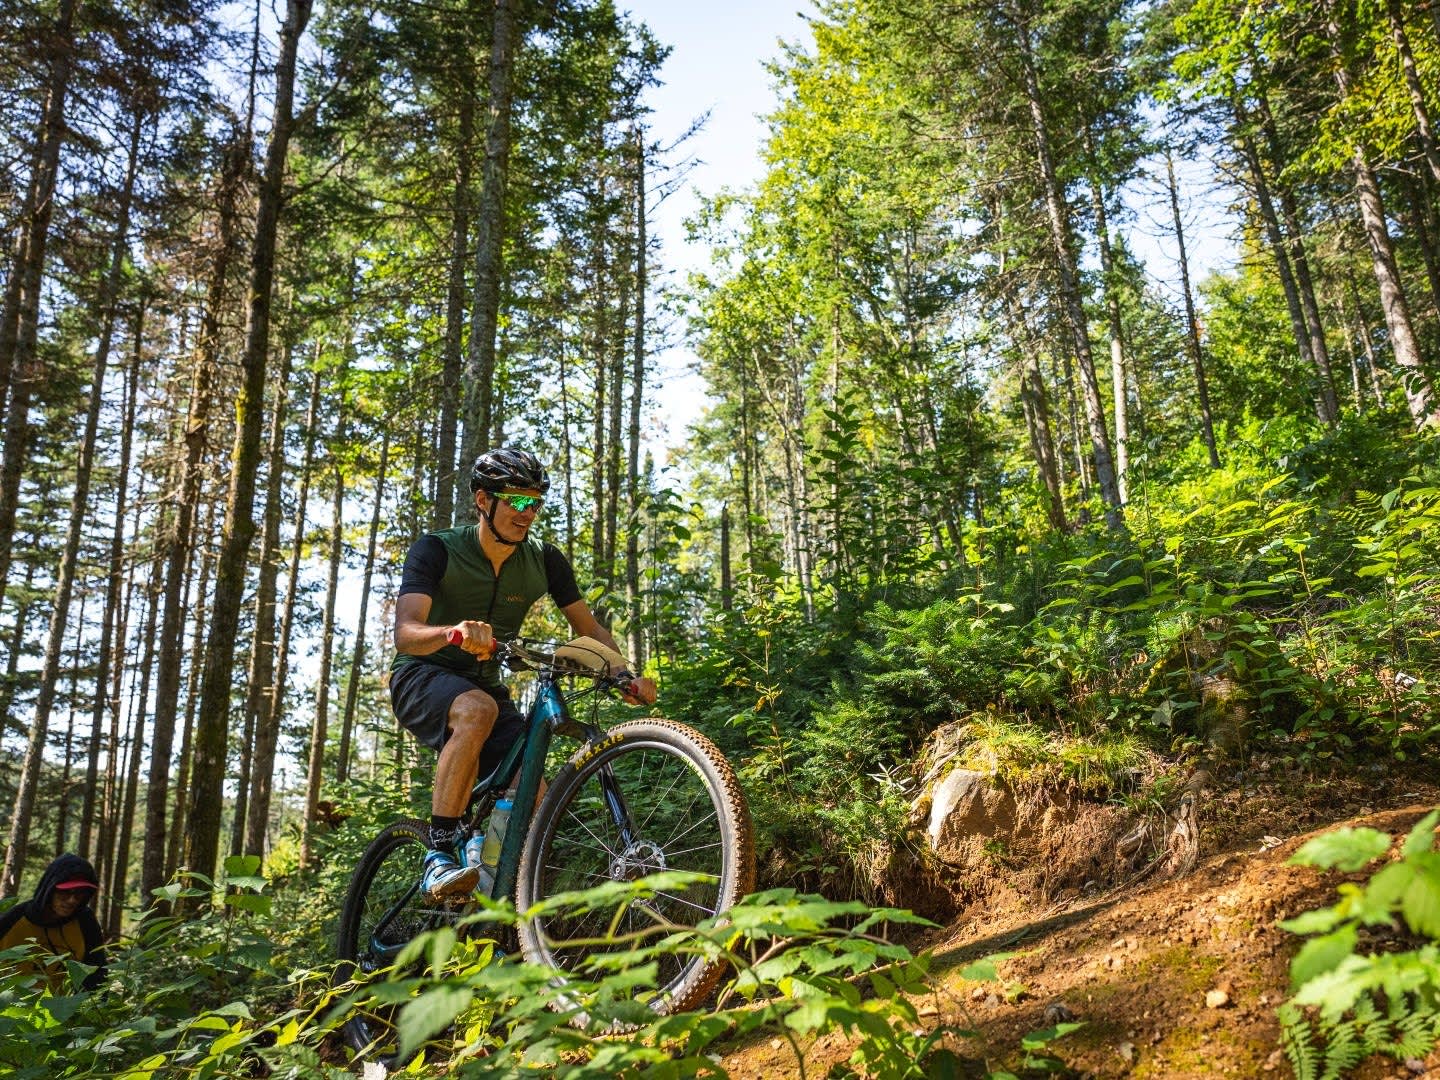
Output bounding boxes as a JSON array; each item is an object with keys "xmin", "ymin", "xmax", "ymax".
[{"xmin": 1, "ymin": 0, "xmax": 1439, "ymax": 1075}]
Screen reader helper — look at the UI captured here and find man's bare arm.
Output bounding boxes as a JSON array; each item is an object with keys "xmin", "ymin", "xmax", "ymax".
[{"xmin": 395, "ymin": 592, "xmax": 494, "ymax": 656}]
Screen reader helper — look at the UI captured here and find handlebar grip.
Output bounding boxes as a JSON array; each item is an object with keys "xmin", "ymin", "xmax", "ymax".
[{"xmin": 446, "ymin": 626, "xmax": 496, "ymax": 659}]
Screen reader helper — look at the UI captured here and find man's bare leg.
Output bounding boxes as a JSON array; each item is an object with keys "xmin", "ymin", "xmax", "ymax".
[
  {"xmin": 433, "ymin": 689, "xmax": 498, "ymax": 816},
  {"xmin": 422, "ymin": 689, "xmax": 498, "ymax": 899}
]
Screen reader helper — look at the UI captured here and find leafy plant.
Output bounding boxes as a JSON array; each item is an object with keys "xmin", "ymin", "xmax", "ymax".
[{"xmin": 1277, "ymin": 810, "xmax": 1440, "ymax": 1080}]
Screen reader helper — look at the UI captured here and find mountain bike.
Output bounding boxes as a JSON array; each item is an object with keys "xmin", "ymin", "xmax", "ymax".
[{"xmin": 334, "ymin": 638, "xmax": 756, "ymax": 1058}]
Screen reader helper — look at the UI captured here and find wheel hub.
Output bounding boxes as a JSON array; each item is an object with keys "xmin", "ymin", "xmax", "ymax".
[{"xmin": 609, "ymin": 839, "xmax": 666, "ymax": 881}]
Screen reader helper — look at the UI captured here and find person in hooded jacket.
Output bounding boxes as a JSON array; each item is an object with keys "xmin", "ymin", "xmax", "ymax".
[{"xmin": 0, "ymin": 852, "xmax": 106, "ymax": 990}]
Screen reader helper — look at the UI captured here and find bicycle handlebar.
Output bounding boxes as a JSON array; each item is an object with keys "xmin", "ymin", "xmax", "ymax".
[
  {"xmin": 446, "ymin": 626, "xmax": 500, "ymax": 659},
  {"xmin": 444, "ymin": 630, "xmax": 640, "ymax": 697}
]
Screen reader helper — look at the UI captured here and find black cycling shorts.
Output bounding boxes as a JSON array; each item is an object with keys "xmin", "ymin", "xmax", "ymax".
[{"xmin": 389, "ymin": 662, "xmax": 525, "ymax": 783}]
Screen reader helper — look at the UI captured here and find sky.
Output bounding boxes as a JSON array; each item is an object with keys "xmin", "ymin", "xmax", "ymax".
[{"xmin": 616, "ymin": 1, "xmax": 819, "ymax": 456}]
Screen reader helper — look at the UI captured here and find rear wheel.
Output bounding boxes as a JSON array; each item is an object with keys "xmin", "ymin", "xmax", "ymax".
[
  {"xmin": 335, "ymin": 818, "xmax": 467, "ymax": 1059},
  {"xmin": 515, "ymin": 719, "xmax": 755, "ymax": 1015}
]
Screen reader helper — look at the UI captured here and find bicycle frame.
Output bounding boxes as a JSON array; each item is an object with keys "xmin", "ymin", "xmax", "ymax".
[
  {"xmin": 364, "ymin": 660, "xmax": 640, "ymax": 959},
  {"xmin": 469, "ymin": 667, "xmax": 637, "ymax": 902}
]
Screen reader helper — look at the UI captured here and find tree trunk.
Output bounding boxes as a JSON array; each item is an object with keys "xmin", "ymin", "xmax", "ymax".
[
  {"xmin": 1401, "ymin": 173, "xmax": 1440, "ymax": 318},
  {"xmin": 233, "ymin": 346, "xmax": 292, "ymax": 855},
  {"xmin": 1234, "ymin": 125, "xmax": 1331, "ymax": 423},
  {"xmin": 1324, "ymin": 4, "xmax": 1439, "ymax": 427},
  {"xmin": 1016, "ymin": 23, "xmax": 1121, "ymax": 526},
  {"xmin": 168, "ymin": 497, "xmax": 215, "ymax": 880},
  {"xmin": 1001, "ymin": 268, "xmax": 1066, "ymax": 531},
  {"xmin": 246, "ymin": 366, "xmax": 320, "ymax": 856},
  {"xmin": 439, "ymin": 80, "xmax": 474, "ymax": 526},
  {"xmin": 141, "ymin": 137, "xmax": 244, "ymax": 905},
  {"xmin": 625, "ymin": 130, "xmax": 646, "ymax": 667},
  {"xmin": 79, "ymin": 305, "xmax": 143, "ymax": 863},
  {"xmin": 1166, "ymin": 151, "xmax": 1223, "ymax": 466},
  {"xmin": 182, "ymin": 0, "xmax": 314, "ymax": 892},
  {"xmin": 0, "ymin": 0, "xmax": 78, "ymax": 612},
  {"xmin": 1251, "ymin": 91, "xmax": 1340, "ymax": 422},
  {"xmin": 605, "ymin": 261, "xmax": 627, "ymax": 598},
  {"xmin": 719, "ymin": 505, "xmax": 732, "ymax": 612},
  {"xmin": 461, "ymin": 0, "xmax": 517, "ymax": 467},
  {"xmin": 1387, "ymin": 0, "xmax": 1440, "ymax": 186},
  {"xmin": 107, "ymin": 570, "xmax": 160, "ymax": 934},
  {"xmin": 95, "ymin": 416, "xmax": 149, "ymax": 905},
  {"xmin": 1086, "ymin": 161, "xmax": 1130, "ymax": 504},
  {"xmin": 303, "ymin": 409, "xmax": 346, "ymax": 864},
  {"xmin": 558, "ymin": 339, "xmax": 576, "ymax": 564},
  {"xmin": 589, "ymin": 249, "xmax": 610, "ymax": 612},
  {"xmin": 1, "ymin": 106, "xmax": 140, "ymax": 897},
  {"xmin": 0, "ymin": 559, "xmax": 38, "ymax": 795},
  {"xmin": 1351, "ymin": 155, "xmax": 1437, "ymax": 426},
  {"xmin": 337, "ymin": 429, "xmax": 389, "ymax": 783},
  {"xmin": 53, "ymin": 594, "xmax": 86, "ymax": 855}
]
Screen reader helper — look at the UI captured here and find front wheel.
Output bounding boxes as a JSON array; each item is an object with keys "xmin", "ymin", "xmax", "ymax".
[{"xmin": 515, "ymin": 718, "xmax": 756, "ymax": 1015}]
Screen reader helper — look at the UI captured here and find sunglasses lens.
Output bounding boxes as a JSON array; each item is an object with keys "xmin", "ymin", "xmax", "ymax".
[{"xmin": 501, "ymin": 494, "xmax": 540, "ymax": 512}]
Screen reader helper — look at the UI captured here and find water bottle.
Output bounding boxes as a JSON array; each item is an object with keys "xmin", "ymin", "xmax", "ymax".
[
  {"xmin": 480, "ymin": 799, "xmax": 512, "ymax": 868},
  {"xmin": 463, "ymin": 828, "xmax": 486, "ymax": 869},
  {"xmin": 463, "ymin": 829, "xmax": 496, "ymax": 898}
]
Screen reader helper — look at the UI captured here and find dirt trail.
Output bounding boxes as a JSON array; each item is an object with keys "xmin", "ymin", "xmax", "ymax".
[{"xmin": 721, "ymin": 777, "xmax": 1440, "ymax": 1079}]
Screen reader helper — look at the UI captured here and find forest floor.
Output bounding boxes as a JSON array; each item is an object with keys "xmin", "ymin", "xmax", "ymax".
[{"xmin": 718, "ymin": 764, "xmax": 1440, "ymax": 1079}]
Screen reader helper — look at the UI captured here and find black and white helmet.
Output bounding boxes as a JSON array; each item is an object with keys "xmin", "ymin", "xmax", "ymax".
[{"xmin": 470, "ymin": 447, "xmax": 551, "ymax": 494}]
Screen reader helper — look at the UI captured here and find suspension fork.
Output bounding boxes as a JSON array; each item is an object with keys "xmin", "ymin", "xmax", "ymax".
[{"xmin": 598, "ymin": 763, "xmax": 638, "ymax": 851}]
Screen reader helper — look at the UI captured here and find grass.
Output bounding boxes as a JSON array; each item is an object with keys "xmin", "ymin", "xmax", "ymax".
[{"xmin": 956, "ymin": 711, "xmax": 1158, "ymax": 798}]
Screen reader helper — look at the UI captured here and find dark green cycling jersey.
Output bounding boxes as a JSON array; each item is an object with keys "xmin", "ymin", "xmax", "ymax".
[{"xmin": 392, "ymin": 526, "xmax": 581, "ymax": 689}]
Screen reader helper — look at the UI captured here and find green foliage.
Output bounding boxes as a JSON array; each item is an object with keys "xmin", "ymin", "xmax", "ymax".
[{"xmin": 1277, "ymin": 811, "xmax": 1440, "ymax": 1079}]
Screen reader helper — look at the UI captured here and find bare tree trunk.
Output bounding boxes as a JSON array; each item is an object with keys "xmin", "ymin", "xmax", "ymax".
[
  {"xmin": 1086, "ymin": 160, "xmax": 1130, "ymax": 503},
  {"xmin": 1059, "ymin": 348, "xmax": 1091, "ymax": 503},
  {"xmin": 1, "ymin": 108, "xmax": 140, "ymax": 896},
  {"xmin": 1325, "ymin": 4, "xmax": 1439, "ymax": 428},
  {"xmin": 233, "ymin": 346, "xmax": 292, "ymax": 855},
  {"xmin": 168, "ymin": 498, "xmax": 215, "ymax": 880},
  {"xmin": 1166, "ymin": 151, "xmax": 1223, "ymax": 466},
  {"xmin": 1401, "ymin": 173, "xmax": 1440, "ymax": 318},
  {"xmin": 1016, "ymin": 22, "xmax": 1121, "ymax": 526},
  {"xmin": 0, "ymin": 0, "xmax": 78, "ymax": 612},
  {"xmin": 605, "ymin": 273, "xmax": 626, "ymax": 599},
  {"xmin": 439, "ymin": 81, "xmax": 473, "ymax": 526},
  {"xmin": 183, "ymin": 0, "xmax": 314, "ymax": 890},
  {"xmin": 79, "ymin": 306, "xmax": 143, "ymax": 863},
  {"xmin": 1002, "ymin": 273, "xmax": 1066, "ymax": 531},
  {"xmin": 302, "ymin": 414, "xmax": 346, "ymax": 864},
  {"xmin": 108, "ymin": 570, "xmax": 160, "ymax": 934},
  {"xmin": 1347, "ymin": 274, "xmax": 1387, "ymax": 408},
  {"xmin": 246, "ymin": 366, "xmax": 319, "ymax": 856},
  {"xmin": 719, "ymin": 505, "xmax": 732, "ymax": 612},
  {"xmin": 95, "ymin": 440, "xmax": 148, "ymax": 904},
  {"xmin": 1251, "ymin": 91, "xmax": 1341, "ymax": 422},
  {"xmin": 0, "ymin": 558, "xmax": 38, "ymax": 794},
  {"xmin": 141, "ymin": 137, "xmax": 244, "ymax": 906},
  {"xmin": 53, "ymin": 594, "xmax": 85, "ymax": 855},
  {"xmin": 625, "ymin": 131, "xmax": 646, "ymax": 667},
  {"xmin": 1387, "ymin": 0, "xmax": 1440, "ymax": 186},
  {"xmin": 1234, "ymin": 127, "xmax": 1330, "ymax": 423},
  {"xmin": 558, "ymin": 338, "xmax": 576, "ymax": 565},
  {"xmin": 337, "ymin": 429, "xmax": 389, "ymax": 783},
  {"xmin": 461, "ymin": 0, "xmax": 517, "ymax": 465}
]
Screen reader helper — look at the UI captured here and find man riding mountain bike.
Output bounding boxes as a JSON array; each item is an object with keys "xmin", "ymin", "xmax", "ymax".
[{"xmin": 388, "ymin": 446, "xmax": 656, "ymax": 899}]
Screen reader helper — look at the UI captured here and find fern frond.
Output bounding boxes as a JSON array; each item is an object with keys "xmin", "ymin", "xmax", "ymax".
[{"xmin": 1280, "ymin": 1003, "xmax": 1321, "ymax": 1080}]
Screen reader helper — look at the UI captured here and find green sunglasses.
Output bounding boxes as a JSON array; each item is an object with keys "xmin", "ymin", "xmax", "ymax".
[{"xmin": 495, "ymin": 492, "xmax": 543, "ymax": 513}]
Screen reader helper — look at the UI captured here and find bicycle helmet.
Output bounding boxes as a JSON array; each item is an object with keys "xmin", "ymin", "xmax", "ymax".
[{"xmin": 470, "ymin": 447, "xmax": 551, "ymax": 494}]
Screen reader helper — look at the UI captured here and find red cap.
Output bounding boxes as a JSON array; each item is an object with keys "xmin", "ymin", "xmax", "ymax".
[{"xmin": 54, "ymin": 879, "xmax": 97, "ymax": 891}]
